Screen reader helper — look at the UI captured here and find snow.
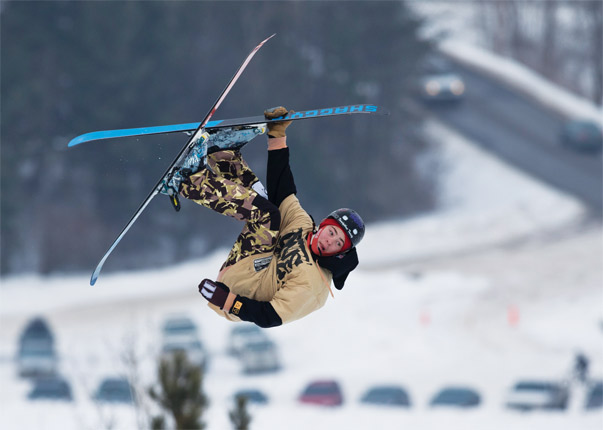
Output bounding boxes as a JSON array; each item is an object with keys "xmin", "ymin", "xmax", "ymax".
[
  {"xmin": 1, "ymin": 114, "xmax": 601, "ymax": 428},
  {"xmin": 2, "ymin": 12, "xmax": 603, "ymax": 430}
]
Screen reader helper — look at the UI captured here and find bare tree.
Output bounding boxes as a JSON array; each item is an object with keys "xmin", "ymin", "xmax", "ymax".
[{"xmin": 229, "ymin": 395, "xmax": 252, "ymax": 430}]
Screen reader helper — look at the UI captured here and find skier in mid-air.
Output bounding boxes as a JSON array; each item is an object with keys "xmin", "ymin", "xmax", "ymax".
[{"xmin": 176, "ymin": 106, "xmax": 365, "ymax": 328}]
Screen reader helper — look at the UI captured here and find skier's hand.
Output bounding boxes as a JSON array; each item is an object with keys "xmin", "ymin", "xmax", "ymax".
[
  {"xmin": 199, "ymin": 279, "xmax": 230, "ymax": 310},
  {"xmin": 264, "ymin": 106, "xmax": 293, "ymax": 138}
]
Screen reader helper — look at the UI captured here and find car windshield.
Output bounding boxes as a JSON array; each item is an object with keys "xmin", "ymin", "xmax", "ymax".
[
  {"xmin": 366, "ymin": 388, "xmax": 407, "ymax": 400},
  {"xmin": 100, "ymin": 379, "xmax": 129, "ymax": 391},
  {"xmin": 514, "ymin": 382, "xmax": 555, "ymax": 391},
  {"xmin": 33, "ymin": 380, "xmax": 69, "ymax": 393},
  {"xmin": 569, "ymin": 121, "xmax": 600, "ymax": 133},
  {"xmin": 304, "ymin": 384, "xmax": 338, "ymax": 396},
  {"xmin": 420, "ymin": 56, "xmax": 454, "ymax": 74},
  {"xmin": 163, "ymin": 320, "xmax": 196, "ymax": 333},
  {"xmin": 433, "ymin": 389, "xmax": 479, "ymax": 404},
  {"xmin": 233, "ymin": 325, "xmax": 263, "ymax": 336},
  {"xmin": 20, "ymin": 347, "xmax": 55, "ymax": 357},
  {"xmin": 244, "ymin": 342, "xmax": 273, "ymax": 351}
]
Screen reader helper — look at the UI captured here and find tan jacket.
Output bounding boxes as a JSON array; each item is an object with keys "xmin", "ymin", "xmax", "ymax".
[{"xmin": 209, "ymin": 194, "xmax": 332, "ymax": 324}]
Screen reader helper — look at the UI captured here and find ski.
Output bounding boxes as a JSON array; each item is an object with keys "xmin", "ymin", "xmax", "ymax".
[
  {"xmin": 89, "ymin": 34, "xmax": 275, "ymax": 286},
  {"xmin": 68, "ymin": 104, "xmax": 389, "ymax": 147}
]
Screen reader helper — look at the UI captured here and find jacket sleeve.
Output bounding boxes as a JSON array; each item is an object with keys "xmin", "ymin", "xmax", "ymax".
[
  {"xmin": 230, "ymin": 296, "xmax": 283, "ymax": 328},
  {"xmin": 267, "ymin": 147, "xmax": 297, "ymax": 207}
]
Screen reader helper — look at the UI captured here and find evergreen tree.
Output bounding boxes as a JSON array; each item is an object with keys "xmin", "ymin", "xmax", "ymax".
[
  {"xmin": 148, "ymin": 351, "xmax": 208, "ymax": 430},
  {"xmin": 229, "ymin": 395, "xmax": 252, "ymax": 430}
]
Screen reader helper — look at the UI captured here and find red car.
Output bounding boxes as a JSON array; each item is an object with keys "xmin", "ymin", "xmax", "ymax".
[{"xmin": 298, "ymin": 380, "xmax": 343, "ymax": 406}]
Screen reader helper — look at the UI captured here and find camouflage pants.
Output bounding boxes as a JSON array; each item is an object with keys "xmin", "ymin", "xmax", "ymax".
[{"xmin": 180, "ymin": 150, "xmax": 280, "ymax": 269}]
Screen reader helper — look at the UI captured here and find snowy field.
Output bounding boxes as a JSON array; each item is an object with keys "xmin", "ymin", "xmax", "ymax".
[
  {"xmin": 2, "ymin": 11, "xmax": 603, "ymax": 429},
  {"xmin": 1, "ymin": 111, "xmax": 601, "ymax": 429}
]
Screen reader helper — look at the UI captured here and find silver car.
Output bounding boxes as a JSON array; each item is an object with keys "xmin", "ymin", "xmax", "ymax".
[
  {"xmin": 240, "ymin": 339, "xmax": 280, "ymax": 374},
  {"xmin": 227, "ymin": 324, "xmax": 268, "ymax": 357},
  {"xmin": 506, "ymin": 381, "xmax": 569, "ymax": 411}
]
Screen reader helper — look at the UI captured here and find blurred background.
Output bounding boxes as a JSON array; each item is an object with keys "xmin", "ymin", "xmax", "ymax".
[{"xmin": 1, "ymin": 1, "xmax": 602, "ymax": 429}]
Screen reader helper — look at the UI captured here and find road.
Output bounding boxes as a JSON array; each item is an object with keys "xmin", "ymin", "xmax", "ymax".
[{"xmin": 423, "ymin": 61, "xmax": 602, "ymax": 213}]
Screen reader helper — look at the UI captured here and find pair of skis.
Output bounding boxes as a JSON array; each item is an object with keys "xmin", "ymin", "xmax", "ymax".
[{"xmin": 72, "ymin": 34, "xmax": 388, "ymax": 286}]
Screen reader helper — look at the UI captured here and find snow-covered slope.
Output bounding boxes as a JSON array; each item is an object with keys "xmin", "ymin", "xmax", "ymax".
[
  {"xmin": 1, "ymin": 113, "xmax": 600, "ymax": 429},
  {"xmin": 1, "ymin": 8, "xmax": 602, "ymax": 427}
]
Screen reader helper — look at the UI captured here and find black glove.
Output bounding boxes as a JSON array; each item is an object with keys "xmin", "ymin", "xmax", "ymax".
[
  {"xmin": 264, "ymin": 106, "xmax": 293, "ymax": 138},
  {"xmin": 198, "ymin": 279, "xmax": 230, "ymax": 309}
]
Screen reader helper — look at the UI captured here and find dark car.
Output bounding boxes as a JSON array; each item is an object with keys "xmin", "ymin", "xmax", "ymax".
[
  {"xmin": 28, "ymin": 376, "xmax": 73, "ymax": 401},
  {"xmin": 17, "ymin": 317, "xmax": 57, "ymax": 377},
  {"xmin": 430, "ymin": 386, "xmax": 481, "ymax": 408},
  {"xmin": 94, "ymin": 377, "xmax": 135, "ymax": 404},
  {"xmin": 585, "ymin": 381, "xmax": 603, "ymax": 410},
  {"xmin": 19, "ymin": 317, "xmax": 55, "ymax": 347},
  {"xmin": 233, "ymin": 389, "xmax": 269, "ymax": 405},
  {"xmin": 418, "ymin": 55, "xmax": 466, "ymax": 103},
  {"xmin": 505, "ymin": 381, "xmax": 569, "ymax": 411},
  {"xmin": 360, "ymin": 385, "xmax": 411, "ymax": 407},
  {"xmin": 560, "ymin": 120, "xmax": 603, "ymax": 153},
  {"xmin": 299, "ymin": 380, "xmax": 343, "ymax": 407}
]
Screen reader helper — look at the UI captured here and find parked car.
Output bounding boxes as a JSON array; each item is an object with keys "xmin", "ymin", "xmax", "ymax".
[
  {"xmin": 233, "ymin": 388, "xmax": 269, "ymax": 405},
  {"xmin": 227, "ymin": 324, "xmax": 267, "ymax": 356},
  {"xmin": 430, "ymin": 386, "xmax": 481, "ymax": 408},
  {"xmin": 94, "ymin": 377, "xmax": 135, "ymax": 404},
  {"xmin": 161, "ymin": 339, "xmax": 207, "ymax": 370},
  {"xmin": 19, "ymin": 317, "xmax": 54, "ymax": 349},
  {"xmin": 560, "ymin": 119, "xmax": 603, "ymax": 153},
  {"xmin": 298, "ymin": 380, "xmax": 343, "ymax": 407},
  {"xmin": 240, "ymin": 339, "xmax": 280, "ymax": 374},
  {"xmin": 18, "ymin": 345, "xmax": 58, "ymax": 378},
  {"xmin": 505, "ymin": 381, "xmax": 569, "ymax": 411},
  {"xmin": 28, "ymin": 376, "xmax": 73, "ymax": 401},
  {"xmin": 360, "ymin": 385, "xmax": 411, "ymax": 407},
  {"xmin": 161, "ymin": 315, "xmax": 199, "ymax": 344},
  {"xmin": 418, "ymin": 55, "xmax": 465, "ymax": 103},
  {"xmin": 17, "ymin": 317, "xmax": 57, "ymax": 377},
  {"xmin": 585, "ymin": 381, "xmax": 603, "ymax": 410}
]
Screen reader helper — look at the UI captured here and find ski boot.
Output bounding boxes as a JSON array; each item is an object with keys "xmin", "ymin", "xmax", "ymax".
[
  {"xmin": 160, "ymin": 125, "xmax": 266, "ymax": 211},
  {"xmin": 160, "ymin": 131, "xmax": 211, "ymax": 211},
  {"xmin": 206, "ymin": 124, "xmax": 266, "ymax": 154}
]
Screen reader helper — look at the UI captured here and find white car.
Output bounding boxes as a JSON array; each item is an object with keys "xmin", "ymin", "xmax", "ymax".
[
  {"xmin": 227, "ymin": 324, "xmax": 268, "ymax": 357},
  {"xmin": 506, "ymin": 381, "xmax": 569, "ymax": 411},
  {"xmin": 240, "ymin": 339, "xmax": 280, "ymax": 374}
]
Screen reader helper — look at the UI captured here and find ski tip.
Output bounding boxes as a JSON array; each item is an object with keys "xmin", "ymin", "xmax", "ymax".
[
  {"xmin": 261, "ymin": 34, "xmax": 276, "ymax": 45},
  {"xmin": 90, "ymin": 267, "xmax": 101, "ymax": 286},
  {"xmin": 68, "ymin": 136, "xmax": 85, "ymax": 147}
]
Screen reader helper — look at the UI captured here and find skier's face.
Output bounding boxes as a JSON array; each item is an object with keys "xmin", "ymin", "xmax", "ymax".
[{"xmin": 310, "ymin": 225, "xmax": 347, "ymax": 256}]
